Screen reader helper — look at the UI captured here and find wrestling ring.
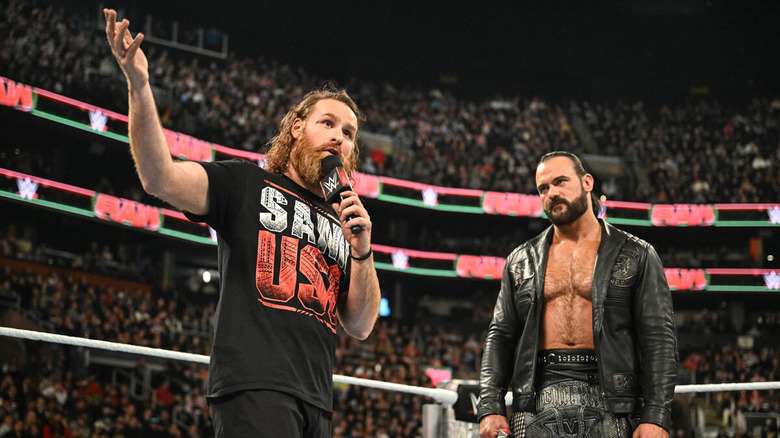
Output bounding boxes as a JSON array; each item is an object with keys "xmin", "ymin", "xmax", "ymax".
[{"xmin": 1, "ymin": 326, "xmax": 778, "ymax": 437}]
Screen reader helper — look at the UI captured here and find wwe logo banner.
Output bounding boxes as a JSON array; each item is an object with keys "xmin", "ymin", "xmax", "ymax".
[
  {"xmin": 768, "ymin": 206, "xmax": 780, "ymax": 224},
  {"xmin": 16, "ymin": 177, "xmax": 39, "ymax": 199},
  {"xmin": 422, "ymin": 187, "xmax": 439, "ymax": 206},
  {"xmin": 764, "ymin": 272, "xmax": 780, "ymax": 290},
  {"xmin": 391, "ymin": 251, "xmax": 409, "ymax": 270},
  {"xmin": 89, "ymin": 110, "xmax": 108, "ymax": 131}
]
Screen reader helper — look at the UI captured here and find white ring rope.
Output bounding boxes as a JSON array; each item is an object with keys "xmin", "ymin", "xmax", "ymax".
[
  {"xmin": 0, "ymin": 327, "xmax": 456, "ymax": 403},
  {"xmin": 2, "ymin": 326, "xmax": 778, "ymax": 405},
  {"xmin": 334, "ymin": 374, "xmax": 458, "ymax": 405},
  {"xmin": 674, "ymin": 381, "xmax": 780, "ymax": 393},
  {"xmin": 0, "ymin": 326, "xmax": 209, "ymax": 364}
]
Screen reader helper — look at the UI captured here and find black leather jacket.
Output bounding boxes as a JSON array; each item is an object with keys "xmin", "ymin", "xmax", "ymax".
[{"xmin": 477, "ymin": 220, "xmax": 678, "ymax": 430}]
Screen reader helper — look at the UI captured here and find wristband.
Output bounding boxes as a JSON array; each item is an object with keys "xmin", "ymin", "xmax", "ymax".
[{"xmin": 351, "ymin": 248, "xmax": 372, "ymax": 261}]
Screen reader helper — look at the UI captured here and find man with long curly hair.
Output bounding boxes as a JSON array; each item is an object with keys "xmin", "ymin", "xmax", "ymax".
[{"xmin": 105, "ymin": 9, "xmax": 380, "ymax": 437}]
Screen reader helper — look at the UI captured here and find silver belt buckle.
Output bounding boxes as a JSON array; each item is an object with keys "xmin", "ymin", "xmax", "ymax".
[{"xmin": 547, "ymin": 352, "xmax": 558, "ymax": 364}]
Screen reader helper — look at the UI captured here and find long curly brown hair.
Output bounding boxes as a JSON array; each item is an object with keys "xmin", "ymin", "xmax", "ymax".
[{"xmin": 264, "ymin": 84, "xmax": 364, "ymax": 176}]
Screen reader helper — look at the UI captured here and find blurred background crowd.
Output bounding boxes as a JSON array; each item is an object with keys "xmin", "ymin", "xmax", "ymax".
[{"xmin": 1, "ymin": 0, "xmax": 778, "ymax": 205}]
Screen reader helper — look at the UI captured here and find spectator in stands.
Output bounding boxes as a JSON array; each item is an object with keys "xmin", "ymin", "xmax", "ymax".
[
  {"xmin": 41, "ymin": 409, "xmax": 71, "ymax": 438},
  {"xmin": 6, "ymin": 420, "xmax": 24, "ymax": 438},
  {"xmin": 0, "ymin": 414, "xmax": 13, "ymax": 437},
  {"xmin": 104, "ymin": 8, "xmax": 380, "ymax": 437},
  {"xmin": 151, "ymin": 379, "xmax": 174, "ymax": 411}
]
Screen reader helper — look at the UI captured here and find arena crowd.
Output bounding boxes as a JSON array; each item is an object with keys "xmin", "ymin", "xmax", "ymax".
[{"xmin": 1, "ymin": 0, "xmax": 778, "ymax": 205}]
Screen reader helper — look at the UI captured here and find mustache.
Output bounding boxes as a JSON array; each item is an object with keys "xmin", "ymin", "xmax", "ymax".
[
  {"xmin": 549, "ymin": 198, "xmax": 568, "ymax": 208},
  {"xmin": 303, "ymin": 142, "xmax": 340, "ymax": 157}
]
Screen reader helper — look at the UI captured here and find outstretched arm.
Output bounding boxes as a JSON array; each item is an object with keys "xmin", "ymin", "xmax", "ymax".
[{"xmin": 104, "ymin": 9, "xmax": 208, "ymax": 215}]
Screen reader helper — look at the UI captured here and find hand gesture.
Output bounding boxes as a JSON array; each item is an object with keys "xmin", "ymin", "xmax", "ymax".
[{"xmin": 104, "ymin": 8, "xmax": 149, "ymax": 89}]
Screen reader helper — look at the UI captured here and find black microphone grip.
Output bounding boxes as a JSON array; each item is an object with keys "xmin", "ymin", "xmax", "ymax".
[{"xmin": 320, "ymin": 155, "xmax": 363, "ymax": 234}]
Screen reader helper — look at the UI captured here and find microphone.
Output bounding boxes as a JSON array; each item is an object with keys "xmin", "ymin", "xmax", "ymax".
[{"xmin": 320, "ymin": 155, "xmax": 362, "ymax": 234}]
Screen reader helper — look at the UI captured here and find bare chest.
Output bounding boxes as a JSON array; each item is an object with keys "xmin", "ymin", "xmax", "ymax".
[{"xmin": 543, "ymin": 241, "xmax": 600, "ymax": 301}]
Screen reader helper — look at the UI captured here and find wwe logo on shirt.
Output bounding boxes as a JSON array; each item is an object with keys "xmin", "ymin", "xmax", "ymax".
[
  {"xmin": 764, "ymin": 272, "xmax": 780, "ymax": 290},
  {"xmin": 768, "ymin": 206, "xmax": 780, "ymax": 224},
  {"xmin": 89, "ymin": 110, "xmax": 108, "ymax": 131},
  {"xmin": 16, "ymin": 177, "xmax": 39, "ymax": 199}
]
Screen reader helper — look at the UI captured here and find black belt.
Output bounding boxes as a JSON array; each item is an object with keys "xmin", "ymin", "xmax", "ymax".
[{"xmin": 537, "ymin": 349, "xmax": 597, "ymax": 365}]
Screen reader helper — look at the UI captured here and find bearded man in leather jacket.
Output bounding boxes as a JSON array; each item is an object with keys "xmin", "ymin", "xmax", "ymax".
[{"xmin": 477, "ymin": 152, "xmax": 678, "ymax": 438}]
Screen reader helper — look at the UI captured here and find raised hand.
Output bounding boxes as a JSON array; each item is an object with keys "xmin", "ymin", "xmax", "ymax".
[{"xmin": 104, "ymin": 8, "xmax": 149, "ymax": 89}]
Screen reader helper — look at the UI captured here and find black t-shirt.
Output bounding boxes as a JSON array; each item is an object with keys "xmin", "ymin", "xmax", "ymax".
[{"xmin": 185, "ymin": 159, "xmax": 351, "ymax": 412}]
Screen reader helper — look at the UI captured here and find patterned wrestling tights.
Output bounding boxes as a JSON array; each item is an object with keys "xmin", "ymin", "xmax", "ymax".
[{"xmin": 509, "ymin": 350, "xmax": 638, "ymax": 438}]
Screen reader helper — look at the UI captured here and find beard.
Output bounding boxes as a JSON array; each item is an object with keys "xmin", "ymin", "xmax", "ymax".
[
  {"xmin": 545, "ymin": 187, "xmax": 590, "ymax": 226},
  {"xmin": 289, "ymin": 132, "xmax": 325, "ymax": 189}
]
